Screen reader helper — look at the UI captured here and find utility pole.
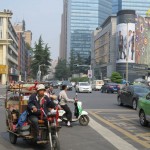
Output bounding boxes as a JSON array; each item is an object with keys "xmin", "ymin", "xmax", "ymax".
[{"xmin": 126, "ymin": 22, "xmax": 129, "ymax": 82}]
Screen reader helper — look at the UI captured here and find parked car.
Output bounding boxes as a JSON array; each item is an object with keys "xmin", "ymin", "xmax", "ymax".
[
  {"xmin": 91, "ymin": 80, "xmax": 104, "ymax": 91},
  {"xmin": 60, "ymin": 81, "xmax": 73, "ymax": 91},
  {"xmin": 137, "ymin": 92, "xmax": 150, "ymax": 126},
  {"xmin": 75, "ymin": 82, "xmax": 92, "ymax": 93},
  {"xmin": 57, "ymin": 81, "xmax": 62, "ymax": 86},
  {"xmin": 51, "ymin": 81, "xmax": 59, "ymax": 89},
  {"xmin": 117, "ymin": 85, "xmax": 150, "ymax": 110},
  {"xmin": 101, "ymin": 83, "xmax": 120, "ymax": 93}
]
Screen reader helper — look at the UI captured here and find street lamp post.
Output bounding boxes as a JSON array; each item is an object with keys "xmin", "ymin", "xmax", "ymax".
[
  {"xmin": 126, "ymin": 22, "xmax": 129, "ymax": 82},
  {"xmin": 37, "ymin": 64, "xmax": 45, "ymax": 81},
  {"xmin": 74, "ymin": 64, "xmax": 92, "ymax": 83}
]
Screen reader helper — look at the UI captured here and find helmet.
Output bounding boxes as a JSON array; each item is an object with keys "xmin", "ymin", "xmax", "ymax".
[{"xmin": 37, "ymin": 84, "xmax": 46, "ymax": 91}]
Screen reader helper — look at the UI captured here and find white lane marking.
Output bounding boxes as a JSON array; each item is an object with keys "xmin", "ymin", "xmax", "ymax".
[{"xmin": 89, "ymin": 117, "xmax": 138, "ymax": 150}]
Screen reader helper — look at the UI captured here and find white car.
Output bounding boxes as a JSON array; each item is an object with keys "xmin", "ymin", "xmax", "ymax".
[{"xmin": 75, "ymin": 82, "xmax": 92, "ymax": 93}]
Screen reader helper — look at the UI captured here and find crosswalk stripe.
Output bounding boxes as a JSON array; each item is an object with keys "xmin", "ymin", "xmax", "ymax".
[
  {"xmin": 89, "ymin": 117, "xmax": 138, "ymax": 150},
  {"xmin": 90, "ymin": 111, "xmax": 150, "ymax": 148}
]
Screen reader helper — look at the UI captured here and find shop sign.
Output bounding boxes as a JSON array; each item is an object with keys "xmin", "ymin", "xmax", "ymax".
[{"xmin": 0, "ymin": 65, "xmax": 8, "ymax": 74}]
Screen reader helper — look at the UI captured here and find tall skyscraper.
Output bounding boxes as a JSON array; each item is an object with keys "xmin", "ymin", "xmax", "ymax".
[
  {"xmin": 60, "ymin": 0, "xmax": 112, "ymax": 62},
  {"xmin": 112, "ymin": 0, "xmax": 150, "ymax": 16},
  {"xmin": 59, "ymin": 0, "xmax": 68, "ymax": 60}
]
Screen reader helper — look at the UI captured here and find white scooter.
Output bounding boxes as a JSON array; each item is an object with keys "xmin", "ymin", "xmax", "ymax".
[{"xmin": 58, "ymin": 94, "xmax": 90, "ymax": 126}]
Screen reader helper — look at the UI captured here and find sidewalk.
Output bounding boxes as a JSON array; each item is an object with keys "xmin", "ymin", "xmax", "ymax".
[{"xmin": 0, "ymin": 84, "xmax": 6, "ymax": 88}]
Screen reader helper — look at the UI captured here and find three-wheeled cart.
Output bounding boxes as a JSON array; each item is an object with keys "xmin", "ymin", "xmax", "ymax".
[{"xmin": 5, "ymin": 82, "xmax": 60, "ymax": 150}]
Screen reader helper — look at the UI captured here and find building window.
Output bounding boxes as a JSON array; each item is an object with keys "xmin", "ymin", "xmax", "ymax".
[
  {"xmin": 0, "ymin": 18, "xmax": 3, "ymax": 26},
  {"xmin": 0, "ymin": 29, "xmax": 2, "ymax": 39}
]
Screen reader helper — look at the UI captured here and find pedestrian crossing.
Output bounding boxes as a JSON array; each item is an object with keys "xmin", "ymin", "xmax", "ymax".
[{"xmin": 88, "ymin": 109, "xmax": 150, "ymax": 150}]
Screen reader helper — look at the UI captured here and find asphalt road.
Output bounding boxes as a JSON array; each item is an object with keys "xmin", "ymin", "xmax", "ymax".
[{"xmin": 0, "ymin": 87, "xmax": 150, "ymax": 150}]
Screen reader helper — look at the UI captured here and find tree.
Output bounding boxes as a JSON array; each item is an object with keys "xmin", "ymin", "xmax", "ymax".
[
  {"xmin": 146, "ymin": 9, "xmax": 150, "ymax": 17},
  {"xmin": 111, "ymin": 72, "xmax": 122, "ymax": 83},
  {"xmin": 31, "ymin": 36, "xmax": 52, "ymax": 79},
  {"xmin": 69, "ymin": 49, "xmax": 76, "ymax": 74},
  {"xmin": 55, "ymin": 59, "xmax": 70, "ymax": 80}
]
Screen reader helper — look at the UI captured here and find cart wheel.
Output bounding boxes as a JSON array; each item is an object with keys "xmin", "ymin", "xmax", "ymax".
[{"xmin": 9, "ymin": 132, "xmax": 17, "ymax": 144}]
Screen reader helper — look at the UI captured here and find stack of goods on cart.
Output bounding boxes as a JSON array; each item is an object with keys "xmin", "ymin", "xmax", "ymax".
[{"xmin": 21, "ymin": 82, "xmax": 38, "ymax": 94}]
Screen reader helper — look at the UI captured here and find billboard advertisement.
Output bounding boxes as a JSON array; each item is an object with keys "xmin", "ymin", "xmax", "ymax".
[
  {"xmin": 116, "ymin": 23, "xmax": 135, "ymax": 63},
  {"xmin": 135, "ymin": 15, "xmax": 150, "ymax": 65}
]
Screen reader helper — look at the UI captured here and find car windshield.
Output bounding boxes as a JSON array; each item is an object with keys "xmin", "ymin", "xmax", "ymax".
[
  {"xmin": 96, "ymin": 81, "xmax": 103, "ymax": 84},
  {"xmin": 134, "ymin": 86, "xmax": 150, "ymax": 94},
  {"xmin": 80, "ymin": 83, "xmax": 89, "ymax": 86}
]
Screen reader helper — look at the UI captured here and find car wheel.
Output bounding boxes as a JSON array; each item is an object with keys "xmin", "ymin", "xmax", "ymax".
[
  {"xmin": 117, "ymin": 96, "xmax": 123, "ymax": 106},
  {"xmin": 132, "ymin": 99, "xmax": 137, "ymax": 110},
  {"xmin": 139, "ymin": 110, "xmax": 148, "ymax": 126}
]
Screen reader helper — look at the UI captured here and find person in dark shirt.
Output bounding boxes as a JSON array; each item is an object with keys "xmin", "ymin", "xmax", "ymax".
[{"xmin": 27, "ymin": 84, "xmax": 55, "ymax": 140}]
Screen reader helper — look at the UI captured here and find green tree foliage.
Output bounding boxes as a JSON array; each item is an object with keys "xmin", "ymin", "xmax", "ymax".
[
  {"xmin": 146, "ymin": 9, "xmax": 150, "ymax": 17},
  {"xmin": 71, "ymin": 77, "xmax": 88, "ymax": 82},
  {"xmin": 69, "ymin": 49, "xmax": 76, "ymax": 74},
  {"xmin": 55, "ymin": 59, "xmax": 70, "ymax": 80},
  {"xmin": 111, "ymin": 72, "xmax": 122, "ymax": 83},
  {"xmin": 31, "ymin": 36, "xmax": 51, "ymax": 79}
]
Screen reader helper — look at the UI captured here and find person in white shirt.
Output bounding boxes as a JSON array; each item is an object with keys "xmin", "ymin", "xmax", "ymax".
[{"xmin": 59, "ymin": 85, "xmax": 75, "ymax": 127}]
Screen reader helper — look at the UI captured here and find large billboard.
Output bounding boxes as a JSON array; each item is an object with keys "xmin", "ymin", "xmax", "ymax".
[
  {"xmin": 116, "ymin": 23, "xmax": 135, "ymax": 63},
  {"xmin": 135, "ymin": 15, "xmax": 150, "ymax": 65}
]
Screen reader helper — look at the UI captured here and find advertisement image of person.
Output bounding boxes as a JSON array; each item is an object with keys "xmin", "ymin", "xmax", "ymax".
[
  {"xmin": 131, "ymin": 31, "xmax": 135, "ymax": 60},
  {"xmin": 118, "ymin": 31, "xmax": 126, "ymax": 59},
  {"xmin": 124, "ymin": 30, "xmax": 132, "ymax": 60}
]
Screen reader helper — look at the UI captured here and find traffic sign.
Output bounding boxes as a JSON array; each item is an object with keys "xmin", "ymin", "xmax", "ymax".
[{"xmin": 88, "ymin": 70, "xmax": 92, "ymax": 78}]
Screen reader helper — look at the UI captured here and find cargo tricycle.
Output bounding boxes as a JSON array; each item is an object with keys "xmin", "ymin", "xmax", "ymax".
[{"xmin": 5, "ymin": 82, "xmax": 60, "ymax": 150}]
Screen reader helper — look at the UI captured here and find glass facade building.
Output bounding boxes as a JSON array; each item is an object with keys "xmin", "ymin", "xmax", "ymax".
[
  {"xmin": 66, "ymin": 0, "xmax": 112, "ymax": 61},
  {"xmin": 112, "ymin": 0, "xmax": 150, "ymax": 17}
]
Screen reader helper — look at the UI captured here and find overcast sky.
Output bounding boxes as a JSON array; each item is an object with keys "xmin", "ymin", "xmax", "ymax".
[{"xmin": 0, "ymin": 0, "xmax": 63, "ymax": 60}]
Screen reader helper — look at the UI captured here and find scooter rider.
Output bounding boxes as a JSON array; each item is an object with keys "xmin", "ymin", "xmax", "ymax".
[
  {"xmin": 59, "ymin": 84, "xmax": 76, "ymax": 127},
  {"xmin": 27, "ymin": 84, "xmax": 56, "ymax": 140}
]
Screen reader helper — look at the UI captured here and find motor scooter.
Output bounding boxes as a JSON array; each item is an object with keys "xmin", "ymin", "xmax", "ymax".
[{"xmin": 58, "ymin": 94, "xmax": 90, "ymax": 126}]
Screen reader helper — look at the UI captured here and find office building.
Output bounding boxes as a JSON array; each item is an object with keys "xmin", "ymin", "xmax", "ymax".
[
  {"xmin": 112, "ymin": 0, "xmax": 150, "ymax": 17},
  {"xmin": 14, "ymin": 21, "xmax": 32, "ymax": 81},
  {"xmin": 91, "ymin": 15, "xmax": 117, "ymax": 79},
  {"xmin": 92, "ymin": 10, "xmax": 149, "ymax": 81},
  {"xmin": 59, "ymin": 0, "xmax": 68, "ymax": 60},
  {"xmin": 0, "ymin": 10, "xmax": 19, "ymax": 84},
  {"xmin": 60, "ymin": 0, "xmax": 112, "ymax": 62}
]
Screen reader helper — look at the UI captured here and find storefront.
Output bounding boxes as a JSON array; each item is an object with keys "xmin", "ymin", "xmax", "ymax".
[{"xmin": 9, "ymin": 68, "xmax": 19, "ymax": 82}]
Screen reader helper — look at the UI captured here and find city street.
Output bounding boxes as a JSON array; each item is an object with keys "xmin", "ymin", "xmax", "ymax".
[{"xmin": 0, "ymin": 87, "xmax": 150, "ymax": 149}]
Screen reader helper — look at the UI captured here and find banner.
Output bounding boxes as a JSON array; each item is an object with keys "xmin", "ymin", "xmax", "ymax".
[{"xmin": 116, "ymin": 23, "xmax": 135, "ymax": 63}]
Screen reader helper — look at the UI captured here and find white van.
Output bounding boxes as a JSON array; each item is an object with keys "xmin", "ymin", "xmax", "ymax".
[{"xmin": 92, "ymin": 80, "xmax": 104, "ymax": 91}]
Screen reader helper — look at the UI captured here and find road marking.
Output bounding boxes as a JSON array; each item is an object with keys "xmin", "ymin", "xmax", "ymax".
[
  {"xmin": 90, "ymin": 111, "xmax": 150, "ymax": 148},
  {"xmin": 89, "ymin": 117, "xmax": 138, "ymax": 150},
  {"xmin": 86, "ymin": 109, "xmax": 135, "ymax": 113}
]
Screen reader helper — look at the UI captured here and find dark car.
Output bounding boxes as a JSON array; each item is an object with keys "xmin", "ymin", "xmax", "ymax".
[
  {"xmin": 117, "ymin": 85, "xmax": 150, "ymax": 110},
  {"xmin": 60, "ymin": 81, "xmax": 73, "ymax": 91},
  {"xmin": 101, "ymin": 83, "xmax": 120, "ymax": 93},
  {"xmin": 51, "ymin": 81, "xmax": 59, "ymax": 89}
]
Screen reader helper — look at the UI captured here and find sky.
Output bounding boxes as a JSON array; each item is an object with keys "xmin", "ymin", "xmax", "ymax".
[{"xmin": 0, "ymin": 0, "xmax": 63, "ymax": 60}]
